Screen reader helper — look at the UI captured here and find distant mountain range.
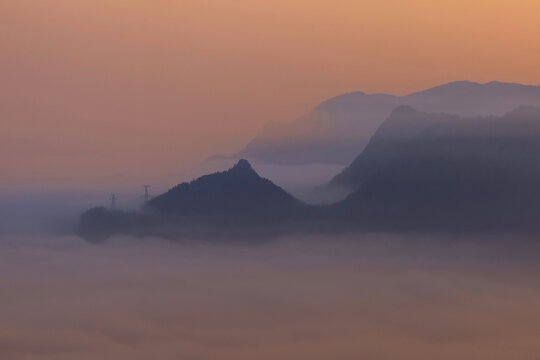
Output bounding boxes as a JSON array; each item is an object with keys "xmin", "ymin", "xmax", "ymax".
[
  {"xmin": 233, "ymin": 81, "xmax": 540, "ymax": 165},
  {"xmin": 78, "ymin": 92, "xmax": 540, "ymax": 241}
]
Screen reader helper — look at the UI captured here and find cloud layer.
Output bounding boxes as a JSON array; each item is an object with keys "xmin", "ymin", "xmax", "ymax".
[{"xmin": 1, "ymin": 234, "xmax": 540, "ymax": 359}]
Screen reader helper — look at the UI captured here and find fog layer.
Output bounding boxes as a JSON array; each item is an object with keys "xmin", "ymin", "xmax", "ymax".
[{"xmin": 1, "ymin": 234, "xmax": 540, "ymax": 359}]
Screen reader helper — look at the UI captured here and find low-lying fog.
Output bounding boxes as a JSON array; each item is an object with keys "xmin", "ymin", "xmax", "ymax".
[{"xmin": 2, "ymin": 231, "xmax": 540, "ymax": 359}]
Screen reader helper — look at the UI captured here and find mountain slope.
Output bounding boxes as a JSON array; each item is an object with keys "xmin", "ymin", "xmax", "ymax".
[
  {"xmin": 331, "ymin": 105, "xmax": 540, "ymax": 231},
  {"xmin": 147, "ymin": 159, "xmax": 303, "ymax": 220},
  {"xmin": 238, "ymin": 92, "xmax": 399, "ymax": 164},
  {"xmin": 235, "ymin": 81, "xmax": 540, "ymax": 165}
]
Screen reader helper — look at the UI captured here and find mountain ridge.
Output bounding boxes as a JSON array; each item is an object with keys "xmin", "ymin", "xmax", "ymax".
[
  {"xmin": 230, "ymin": 81, "xmax": 540, "ymax": 165},
  {"xmin": 330, "ymin": 105, "xmax": 540, "ymax": 190},
  {"xmin": 77, "ymin": 105, "xmax": 540, "ymax": 241},
  {"xmin": 146, "ymin": 159, "xmax": 303, "ymax": 220}
]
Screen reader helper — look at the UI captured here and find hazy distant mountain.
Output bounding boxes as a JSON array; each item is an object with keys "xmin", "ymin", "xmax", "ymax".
[
  {"xmin": 77, "ymin": 104, "xmax": 540, "ymax": 241},
  {"xmin": 331, "ymin": 105, "xmax": 540, "ymax": 231},
  {"xmin": 235, "ymin": 81, "xmax": 540, "ymax": 165},
  {"xmin": 147, "ymin": 159, "xmax": 303, "ymax": 220}
]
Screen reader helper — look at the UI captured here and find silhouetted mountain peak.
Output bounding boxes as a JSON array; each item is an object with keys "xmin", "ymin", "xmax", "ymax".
[
  {"xmin": 230, "ymin": 159, "xmax": 256, "ymax": 176},
  {"xmin": 145, "ymin": 158, "xmax": 301, "ymax": 219},
  {"xmin": 434, "ymin": 80, "xmax": 479, "ymax": 89}
]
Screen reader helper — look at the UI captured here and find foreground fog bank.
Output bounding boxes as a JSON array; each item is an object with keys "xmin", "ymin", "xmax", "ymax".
[{"xmin": 1, "ymin": 234, "xmax": 540, "ymax": 360}]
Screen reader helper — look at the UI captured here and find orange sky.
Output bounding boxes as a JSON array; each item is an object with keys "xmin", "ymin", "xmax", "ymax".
[{"xmin": 2, "ymin": 0, "xmax": 540, "ymax": 192}]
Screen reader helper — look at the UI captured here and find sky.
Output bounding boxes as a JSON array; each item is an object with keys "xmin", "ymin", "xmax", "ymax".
[{"xmin": 2, "ymin": 0, "xmax": 540, "ymax": 193}]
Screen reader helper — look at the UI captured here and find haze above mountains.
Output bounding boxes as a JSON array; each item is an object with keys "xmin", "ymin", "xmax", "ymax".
[{"xmin": 233, "ymin": 81, "xmax": 540, "ymax": 165}]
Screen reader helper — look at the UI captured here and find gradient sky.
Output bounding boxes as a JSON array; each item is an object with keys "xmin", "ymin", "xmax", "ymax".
[{"xmin": 2, "ymin": 0, "xmax": 540, "ymax": 192}]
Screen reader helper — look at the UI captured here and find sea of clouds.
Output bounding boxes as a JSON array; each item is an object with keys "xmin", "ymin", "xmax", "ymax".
[{"xmin": 1, "ymin": 231, "xmax": 540, "ymax": 359}]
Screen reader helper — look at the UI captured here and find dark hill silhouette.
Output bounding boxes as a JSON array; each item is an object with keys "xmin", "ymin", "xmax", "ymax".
[
  {"xmin": 232, "ymin": 81, "xmax": 540, "ymax": 165},
  {"xmin": 78, "ymin": 160, "xmax": 308, "ymax": 242},
  {"xmin": 331, "ymin": 106, "xmax": 540, "ymax": 231},
  {"xmin": 77, "ymin": 106, "xmax": 540, "ymax": 241},
  {"xmin": 146, "ymin": 159, "xmax": 304, "ymax": 220}
]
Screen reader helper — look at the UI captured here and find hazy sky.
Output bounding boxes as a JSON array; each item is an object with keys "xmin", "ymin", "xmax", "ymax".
[{"xmin": 2, "ymin": 0, "xmax": 540, "ymax": 192}]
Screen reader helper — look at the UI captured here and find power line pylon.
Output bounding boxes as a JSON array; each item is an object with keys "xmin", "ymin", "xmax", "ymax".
[
  {"xmin": 110, "ymin": 194, "xmax": 117, "ymax": 210},
  {"xmin": 142, "ymin": 185, "xmax": 151, "ymax": 204}
]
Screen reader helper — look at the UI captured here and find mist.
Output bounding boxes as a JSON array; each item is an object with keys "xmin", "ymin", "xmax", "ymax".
[{"xmin": 2, "ymin": 231, "xmax": 540, "ymax": 359}]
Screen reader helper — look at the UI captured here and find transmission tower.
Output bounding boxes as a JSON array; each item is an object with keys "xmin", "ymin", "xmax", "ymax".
[
  {"xmin": 142, "ymin": 185, "xmax": 152, "ymax": 204},
  {"xmin": 110, "ymin": 194, "xmax": 117, "ymax": 210}
]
